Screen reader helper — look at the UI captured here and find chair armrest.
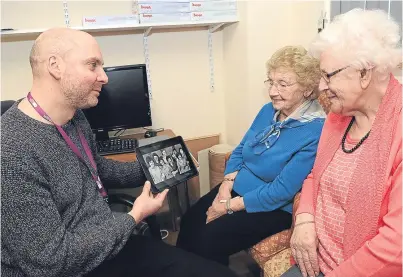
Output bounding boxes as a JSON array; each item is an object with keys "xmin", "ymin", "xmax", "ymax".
[
  {"xmin": 108, "ymin": 193, "xmax": 162, "ymax": 240},
  {"xmin": 108, "ymin": 193, "xmax": 136, "ymax": 207}
]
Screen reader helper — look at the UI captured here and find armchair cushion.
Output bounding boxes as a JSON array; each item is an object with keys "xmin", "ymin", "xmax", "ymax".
[
  {"xmin": 249, "ymin": 229, "xmax": 292, "ymax": 268},
  {"xmin": 248, "ymin": 193, "xmax": 300, "ymax": 267},
  {"xmin": 262, "ymin": 248, "xmax": 293, "ymax": 277}
]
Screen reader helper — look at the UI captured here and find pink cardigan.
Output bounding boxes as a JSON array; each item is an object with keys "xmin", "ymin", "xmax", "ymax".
[{"xmin": 297, "ymin": 76, "xmax": 402, "ymax": 277}]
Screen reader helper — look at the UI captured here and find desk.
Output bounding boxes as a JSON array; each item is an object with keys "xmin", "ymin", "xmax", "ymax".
[
  {"xmin": 104, "ymin": 129, "xmax": 188, "ymax": 231},
  {"xmin": 103, "ymin": 129, "xmax": 176, "ymax": 162}
]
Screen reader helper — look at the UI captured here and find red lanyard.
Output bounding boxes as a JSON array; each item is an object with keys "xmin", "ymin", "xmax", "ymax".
[{"xmin": 27, "ymin": 92, "xmax": 108, "ymax": 202}]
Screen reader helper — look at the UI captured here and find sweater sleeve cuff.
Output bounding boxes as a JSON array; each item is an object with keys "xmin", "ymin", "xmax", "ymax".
[
  {"xmin": 296, "ymin": 203, "xmax": 315, "ymax": 216},
  {"xmin": 224, "ymin": 164, "xmax": 242, "ymax": 176},
  {"xmin": 117, "ymin": 213, "xmax": 137, "ymax": 238},
  {"xmin": 107, "ymin": 213, "xmax": 137, "ymax": 259},
  {"xmin": 243, "ymin": 190, "xmax": 262, "ymax": 213}
]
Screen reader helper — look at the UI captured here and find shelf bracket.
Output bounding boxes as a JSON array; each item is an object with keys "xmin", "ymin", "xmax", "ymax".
[
  {"xmin": 207, "ymin": 23, "xmax": 226, "ymax": 92},
  {"xmin": 208, "ymin": 26, "xmax": 217, "ymax": 92},
  {"xmin": 144, "ymin": 27, "xmax": 152, "ymax": 37},
  {"xmin": 143, "ymin": 30, "xmax": 153, "ymax": 99},
  {"xmin": 62, "ymin": 1, "xmax": 70, "ymax": 27},
  {"xmin": 209, "ymin": 23, "xmax": 225, "ymax": 33}
]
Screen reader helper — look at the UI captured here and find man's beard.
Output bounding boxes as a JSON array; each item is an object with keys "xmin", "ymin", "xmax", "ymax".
[{"xmin": 61, "ymin": 80, "xmax": 96, "ymax": 110}]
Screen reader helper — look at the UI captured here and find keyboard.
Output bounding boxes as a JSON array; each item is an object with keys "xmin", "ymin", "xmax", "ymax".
[{"xmin": 96, "ymin": 138, "xmax": 138, "ymax": 156}]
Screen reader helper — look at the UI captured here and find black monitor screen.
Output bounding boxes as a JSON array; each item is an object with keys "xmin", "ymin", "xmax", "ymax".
[{"xmin": 83, "ymin": 64, "xmax": 152, "ymax": 133}]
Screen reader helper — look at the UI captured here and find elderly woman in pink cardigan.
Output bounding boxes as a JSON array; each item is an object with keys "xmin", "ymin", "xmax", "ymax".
[{"xmin": 282, "ymin": 8, "xmax": 402, "ymax": 277}]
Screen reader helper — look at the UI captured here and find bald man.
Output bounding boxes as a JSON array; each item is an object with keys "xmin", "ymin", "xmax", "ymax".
[{"xmin": 1, "ymin": 28, "xmax": 237, "ymax": 277}]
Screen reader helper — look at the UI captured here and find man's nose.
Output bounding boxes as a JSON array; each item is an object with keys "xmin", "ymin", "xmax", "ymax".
[{"xmin": 98, "ymin": 69, "xmax": 108, "ymax": 84}]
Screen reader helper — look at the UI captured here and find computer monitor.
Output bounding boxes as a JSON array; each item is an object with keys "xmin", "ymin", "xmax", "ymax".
[{"xmin": 82, "ymin": 64, "xmax": 152, "ymax": 141}]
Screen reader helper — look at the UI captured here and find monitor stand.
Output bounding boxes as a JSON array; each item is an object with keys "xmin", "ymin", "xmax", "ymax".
[{"xmin": 95, "ymin": 130, "xmax": 110, "ymax": 142}]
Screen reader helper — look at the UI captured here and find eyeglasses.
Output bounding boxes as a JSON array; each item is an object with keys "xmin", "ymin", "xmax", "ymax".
[
  {"xmin": 264, "ymin": 79, "xmax": 297, "ymax": 93},
  {"xmin": 321, "ymin": 66, "xmax": 349, "ymax": 83}
]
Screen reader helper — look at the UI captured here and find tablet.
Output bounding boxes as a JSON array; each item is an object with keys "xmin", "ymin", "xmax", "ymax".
[{"xmin": 136, "ymin": 136, "xmax": 199, "ymax": 193}]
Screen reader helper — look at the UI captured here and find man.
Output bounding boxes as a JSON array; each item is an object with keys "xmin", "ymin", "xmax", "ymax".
[{"xmin": 1, "ymin": 28, "xmax": 237, "ymax": 277}]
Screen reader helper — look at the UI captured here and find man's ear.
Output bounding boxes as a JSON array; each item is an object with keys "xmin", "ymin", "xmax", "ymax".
[
  {"xmin": 47, "ymin": 55, "xmax": 63, "ymax": 80},
  {"xmin": 360, "ymin": 68, "xmax": 372, "ymax": 89}
]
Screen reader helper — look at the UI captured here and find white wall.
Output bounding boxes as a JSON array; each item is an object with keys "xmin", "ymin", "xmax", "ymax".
[
  {"xmin": 1, "ymin": 0, "xmax": 327, "ymax": 143},
  {"xmin": 223, "ymin": 0, "xmax": 324, "ymax": 146},
  {"xmin": 1, "ymin": 1, "xmax": 226, "ymax": 140}
]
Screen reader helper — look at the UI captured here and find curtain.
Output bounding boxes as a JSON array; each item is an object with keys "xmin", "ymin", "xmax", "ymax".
[{"xmin": 330, "ymin": 0, "xmax": 402, "ymax": 32}]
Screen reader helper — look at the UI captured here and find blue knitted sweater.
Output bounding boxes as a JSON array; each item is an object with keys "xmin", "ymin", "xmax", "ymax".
[{"xmin": 225, "ymin": 102, "xmax": 325, "ymax": 213}]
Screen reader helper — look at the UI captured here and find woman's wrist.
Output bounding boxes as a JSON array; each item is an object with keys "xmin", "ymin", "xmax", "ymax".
[
  {"xmin": 230, "ymin": 196, "xmax": 245, "ymax": 212},
  {"xmin": 295, "ymin": 213, "xmax": 315, "ymax": 224},
  {"xmin": 224, "ymin": 171, "xmax": 238, "ymax": 180},
  {"xmin": 221, "ymin": 179, "xmax": 234, "ymax": 190},
  {"xmin": 294, "ymin": 221, "xmax": 315, "ymax": 228}
]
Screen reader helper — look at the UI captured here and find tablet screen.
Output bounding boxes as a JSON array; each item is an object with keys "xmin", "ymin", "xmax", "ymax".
[{"xmin": 136, "ymin": 136, "xmax": 199, "ymax": 193}]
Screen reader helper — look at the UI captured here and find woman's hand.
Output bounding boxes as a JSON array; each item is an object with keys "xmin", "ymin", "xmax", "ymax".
[
  {"xmin": 290, "ymin": 213, "xmax": 319, "ymax": 277},
  {"xmin": 216, "ymin": 181, "xmax": 233, "ymax": 201},
  {"xmin": 206, "ymin": 199, "xmax": 227, "ymax": 223},
  {"xmin": 207, "ymin": 172, "xmax": 238, "ymax": 223},
  {"xmin": 214, "ymin": 171, "xmax": 237, "ymax": 202}
]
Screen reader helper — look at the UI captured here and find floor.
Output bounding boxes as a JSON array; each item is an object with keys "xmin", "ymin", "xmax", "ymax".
[
  {"xmin": 110, "ymin": 191, "xmax": 262, "ymax": 277},
  {"xmin": 163, "ymin": 230, "xmax": 261, "ymax": 277}
]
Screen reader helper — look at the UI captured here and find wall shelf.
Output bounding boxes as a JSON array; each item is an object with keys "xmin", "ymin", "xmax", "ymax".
[
  {"xmin": 1, "ymin": 19, "xmax": 238, "ymax": 39},
  {"xmin": 1, "ymin": 0, "xmax": 238, "ymax": 94}
]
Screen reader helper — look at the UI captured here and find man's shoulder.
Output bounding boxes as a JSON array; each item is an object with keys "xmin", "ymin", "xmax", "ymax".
[
  {"xmin": 1, "ymin": 107, "xmax": 28, "ymax": 146},
  {"xmin": 1, "ymin": 106, "xmax": 45, "ymax": 162}
]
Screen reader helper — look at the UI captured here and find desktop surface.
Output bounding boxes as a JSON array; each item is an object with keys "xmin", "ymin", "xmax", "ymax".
[
  {"xmin": 102, "ymin": 129, "xmax": 175, "ymax": 161},
  {"xmin": 97, "ymin": 138, "xmax": 138, "ymax": 156},
  {"xmin": 97, "ymin": 134, "xmax": 171, "ymax": 156}
]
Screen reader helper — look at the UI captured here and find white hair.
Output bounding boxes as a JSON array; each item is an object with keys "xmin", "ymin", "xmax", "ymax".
[{"xmin": 310, "ymin": 8, "xmax": 402, "ymax": 76}]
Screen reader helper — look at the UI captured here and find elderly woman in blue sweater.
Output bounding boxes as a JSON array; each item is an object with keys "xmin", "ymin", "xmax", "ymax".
[{"xmin": 176, "ymin": 46, "xmax": 326, "ymax": 266}]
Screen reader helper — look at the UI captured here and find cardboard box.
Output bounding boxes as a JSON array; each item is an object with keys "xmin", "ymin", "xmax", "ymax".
[
  {"xmin": 138, "ymin": 0, "xmax": 189, "ymax": 2},
  {"xmin": 190, "ymin": 10, "xmax": 237, "ymax": 21},
  {"xmin": 138, "ymin": 0, "xmax": 228, "ymax": 2},
  {"xmin": 83, "ymin": 15, "xmax": 139, "ymax": 27},
  {"xmin": 190, "ymin": 1, "xmax": 237, "ymax": 12},
  {"xmin": 139, "ymin": 2, "xmax": 190, "ymax": 13},
  {"xmin": 139, "ymin": 12, "xmax": 191, "ymax": 23}
]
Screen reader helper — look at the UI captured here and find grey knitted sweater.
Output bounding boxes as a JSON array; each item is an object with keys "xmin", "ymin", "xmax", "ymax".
[{"xmin": 1, "ymin": 103, "xmax": 146, "ymax": 277}]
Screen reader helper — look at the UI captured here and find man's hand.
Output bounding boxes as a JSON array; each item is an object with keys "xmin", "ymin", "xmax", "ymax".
[{"xmin": 128, "ymin": 181, "xmax": 169, "ymax": 223}]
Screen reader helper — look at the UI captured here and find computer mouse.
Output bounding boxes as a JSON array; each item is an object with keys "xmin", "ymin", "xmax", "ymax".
[{"xmin": 144, "ymin": 130, "xmax": 157, "ymax": 138}]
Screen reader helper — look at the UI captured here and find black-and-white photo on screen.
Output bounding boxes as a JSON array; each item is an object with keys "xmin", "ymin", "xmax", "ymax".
[{"xmin": 142, "ymin": 144, "xmax": 191, "ymax": 184}]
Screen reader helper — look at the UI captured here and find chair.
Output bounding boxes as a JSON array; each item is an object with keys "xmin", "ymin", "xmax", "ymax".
[
  {"xmin": 1, "ymin": 100, "xmax": 16, "ymax": 116},
  {"xmin": 0, "ymin": 100, "xmax": 161, "ymax": 240},
  {"xmin": 225, "ymin": 94, "xmax": 331, "ymax": 277}
]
